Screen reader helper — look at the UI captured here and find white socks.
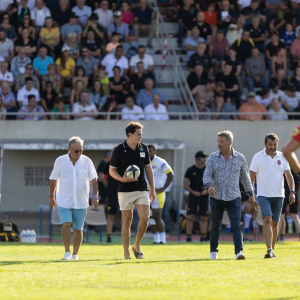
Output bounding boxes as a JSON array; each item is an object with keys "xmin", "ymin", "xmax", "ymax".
[
  {"xmin": 252, "ymin": 220, "xmax": 257, "ymax": 229},
  {"xmin": 244, "ymin": 213, "xmax": 252, "ymax": 229},
  {"xmin": 152, "ymin": 232, "xmax": 166, "ymax": 244},
  {"xmin": 153, "ymin": 232, "xmax": 160, "ymax": 243},
  {"xmin": 159, "ymin": 231, "xmax": 166, "ymax": 244}
]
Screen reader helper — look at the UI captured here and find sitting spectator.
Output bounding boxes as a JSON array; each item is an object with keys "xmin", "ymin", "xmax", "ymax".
[
  {"xmin": 144, "ymin": 93, "xmax": 169, "ymax": 121},
  {"xmin": 291, "ymin": 66, "xmax": 300, "ymax": 91},
  {"xmin": 187, "ymin": 64, "xmax": 208, "ymax": 90},
  {"xmin": 292, "ymin": 0, "xmax": 300, "ymax": 10},
  {"xmin": 293, "ymin": 99, "xmax": 300, "ymax": 119},
  {"xmin": 94, "ymin": 0, "xmax": 114, "ymax": 30},
  {"xmin": 33, "ymin": 46, "xmax": 54, "ymax": 79},
  {"xmin": 121, "ymin": 1, "xmax": 134, "ymax": 26},
  {"xmin": 56, "ymin": 45, "xmax": 76, "ymax": 91},
  {"xmin": 136, "ymin": 77, "xmax": 167, "ymax": 108},
  {"xmin": 30, "ymin": 0, "xmax": 51, "ymax": 30},
  {"xmin": 209, "ymin": 30, "xmax": 229, "ymax": 75},
  {"xmin": 70, "ymin": 79, "xmax": 84, "ymax": 105},
  {"xmin": 190, "ymin": 11, "xmax": 212, "ymax": 45},
  {"xmin": 291, "ymin": 28, "xmax": 300, "ymax": 69},
  {"xmin": 89, "ymin": 80, "xmax": 107, "ymax": 110},
  {"xmin": 268, "ymin": 80, "xmax": 286, "ymax": 103},
  {"xmin": 266, "ymin": 31, "xmax": 285, "ymax": 73},
  {"xmin": 15, "ymin": 62, "xmax": 39, "ymax": 91},
  {"xmin": 51, "ymin": 96, "xmax": 70, "ymax": 120},
  {"xmin": 0, "ymin": 82, "xmax": 16, "ymax": 112},
  {"xmin": 211, "ymin": 94, "xmax": 236, "ymax": 120},
  {"xmin": 244, "ymin": 47, "xmax": 268, "ymax": 91},
  {"xmin": 18, "ymin": 14, "xmax": 36, "ymax": 40},
  {"xmin": 130, "ymin": 62, "xmax": 148, "ymax": 95},
  {"xmin": 130, "ymin": 45, "xmax": 154, "ymax": 79},
  {"xmin": 73, "ymin": 89, "xmax": 97, "ymax": 120},
  {"xmin": 102, "ymin": 97, "xmax": 119, "ymax": 119},
  {"xmin": 15, "ymin": 27, "xmax": 36, "ymax": 59},
  {"xmin": 61, "ymin": 12, "xmax": 82, "ymax": 44},
  {"xmin": 63, "ymin": 33, "xmax": 80, "ymax": 60},
  {"xmin": 82, "ymin": 13, "xmax": 105, "ymax": 45},
  {"xmin": 0, "ymin": 13, "xmax": 17, "ymax": 42},
  {"xmin": 0, "ymin": 1, "xmax": 13, "ymax": 16},
  {"xmin": 72, "ymin": 0, "xmax": 92, "ymax": 28},
  {"xmin": 97, "ymin": 67, "xmax": 110, "ymax": 96},
  {"xmin": 17, "ymin": 76, "xmax": 40, "ymax": 107},
  {"xmin": 268, "ymin": 98, "xmax": 288, "ymax": 120},
  {"xmin": 193, "ymin": 98, "xmax": 211, "ymax": 120},
  {"xmin": 188, "ymin": 42, "xmax": 212, "ymax": 75},
  {"xmin": 0, "ymin": 29, "xmax": 14, "ymax": 62},
  {"xmin": 269, "ymin": 68, "xmax": 290, "ymax": 91},
  {"xmin": 11, "ymin": 49, "xmax": 31, "ymax": 78},
  {"xmin": 271, "ymin": 47, "xmax": 286, "ymax": 76},
  {"xmin": 133, "ymin": 0, "xmax": 156, "ymax": 49},
  {"xmin": 232, "ymin": 29, "xmax": 254, "ymax": 63},
  {"xmin": 191, "ymin": 78, "xmax": 215, "ymax": 104},
  {"xmin": 39, "ymin": 17, "xmax": 60, "ymax": 58},
  {"xmin": 226, "ymin": 16, "xmax": 245, "ymax": 46},
  {"xmin": 107, "ymin": 10, "xmax": 129, "ymax": 42},
  {"xmin": 239, "ymin": 92, "xmax": 269, "ymax": 120},
  {"xmin": 0, "ymin": 94, "xmax": 6, "ymax": 120},
  {"xmin": 204, "ymin": 1, "xmax": 217, "ymax": 37},
  {"xmin": 101, "ymin": 45, "xmax": 128, "ymax": 78},
  {"xmin": 82, "ymin": 30, "xmax": 101, "ymax": 58},
  {"xmin": 185, "ymin": 26, "xmax": 205, "ymax": 63},
  {"xmin": 255, "ymin": 88, "xmax": 271, "ymax": 107},
  {"xmin": 0, "ymin": 61, "xmax": 13, "ymax": 87},
  {"xmin": 116, "ymin": 81, "xmax": 135, "ymax": 106},
  {"xmin": 52, "ymin": 0, "xmax": 71, "ymax": 28},
  {"xmin": 123, "ymin": 30, "xmax": 139, "ymax": 60},
  {"xmin": 17, "ymin": 94, "xmax": 45, "ymax": 120},
  {"xmin": 281, "ymin": 85, "xmax": 300, "ymax": 111},
  {"xmin": 72, "ymin": 66, "xmax": 88, "ymax": 88},
  {"xmin": 42, "ymin": 63, "xmax": 60, "ymax": 92},
  {"xmin": 14, "ymin": 0, "xmax": 31, "ymax": 28},
  {"xmin": 241, "ymin": 0, "xmax": 266, "ymax": 27},
  {"xmin": 121, "ymin": 95, "xmax": 144, "ymax": 121},
  {"xmin": 77, "ymin": 46, "xmax": 99, "ymax": 81},
  {"xmin": 215, "ymin": 62, "xmax": 240, "ymax": 108},
  {"xmin": 281, "ymin": 23, "xmax": 295, "ymax": 52},
  {"xmin": 105, "ymin": 32, "xmax": 121, "ymax": 54},
  {"xmin": 40, "ymin": 81, "xmax": 58, "ymax": 113},
  {"xmin": 247, "ymin": 15, "xmax": 266, "ymax": 53},
  {"xmin": 217, "ymin": 0, "xmax": 237, "ymax": 35},
  {"xmin": 109, "ymin": 66, "xmax": 127, "ymax": 98},
  {"xmin": 214, "ymin": 81, "xmax": 231, "ymax": 103}
]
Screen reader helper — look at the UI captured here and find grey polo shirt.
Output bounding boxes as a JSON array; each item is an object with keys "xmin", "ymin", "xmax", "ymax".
[
  {"xmin": 76, "ymin": 56, "xmax": 99, "ymax": 76},
  {"xmin": 61, "ymin": 23, "xmax": 83, "ymax": 41},
  {"xmin": 0, "ymin": 38, "xmax": 14, "ymax": 58}
]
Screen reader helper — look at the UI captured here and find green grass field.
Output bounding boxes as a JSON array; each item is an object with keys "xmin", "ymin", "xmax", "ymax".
[{"xmin": 1, "ymin": 240, "xmax": 300, "ymax": 300}]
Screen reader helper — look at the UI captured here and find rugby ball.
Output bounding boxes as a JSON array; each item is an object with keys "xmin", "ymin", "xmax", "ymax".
[{"xmin": 126, "ymin": 165, "xmax": 140, "ymax": 179}]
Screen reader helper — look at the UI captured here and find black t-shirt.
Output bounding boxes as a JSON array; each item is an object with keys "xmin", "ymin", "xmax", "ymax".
[
  {"xmin": 284, "ymin": 169, "xmax": 299, "ymax": 199},
  {"xmin": 215, "ymin": 72, "xmax": 238, "ymax": 89},
  {"xmin": 52, "ymin": 9, "xmax": 71, "ymax": 27},
  {"xmin": 188, "ymin": 52, "xmax": 211, "ymax": 73},
  {"xmin": 97, "ymin": 160, "xmax": 108, "ymax": 200},
  {"xmin": 290, "ymin": 77, "xmax": 300, "ymax": 92},
  {"xmin": 103, "ymin": 161, "xmax": 118, "ymax": 196},
  {"xmin": 190, "ymin": 21, "xmax": 212, "ymax": 40},
  {"xmin": 269, "ymin": 76, "xmax": 290, "ymax": 91},
  {"xmin": 223, "ymin": 55, "xmax": 242, "ymax": 74},
  {"xmin": 131, "ymin": 73, "xmax": 148, "ymax": 91},
  {"xmin": 274, "ymin": 9, "xmax": 293, "ymax": 27},
  {"xmin": 41, "ymin": 90, "xmax": 58, "ymax": 110},
  {"xmin": 232, "ymin": 39, "xmax": 254, "ymax": 63},
  {"xmin": 82, "ymin": 40, "xmax": 101, "ymax": 52},
  {"xmin": 15, "ymin": 37, "xmax": 36, "ymax": 48},
  {"xmin": 241, "ymin": 6, "xmax": 265, "ymax": 17},
  {"xmin": 187, "ymin": 71, "xmax": 208, "ymax": 90},
  {"xmin": 177, "ymin": 6, "xmax": 196, "ymax": 28},
  {"xmin": 246, "ymin": 24, "xmax": 266, "ymax": 46},
  {"xmin": 266, "ymin": 41, "xmax": 285, "ymax": 57},
  {"xmin": 110, "ymin": 141, "xmax": 150, "ymax": 192}
]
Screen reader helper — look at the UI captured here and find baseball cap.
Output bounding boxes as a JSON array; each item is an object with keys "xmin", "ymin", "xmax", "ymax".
[
  {"xmin": 248, "ymin": 92, "xmax": 256, "ymax": 97},
  {"xmin": 129, "ymin": 29, "xmax": 136, "ymax": 35},
  {"xmin": 114, "ymin": 10, "xmax": 122, "ymax": 17},
  {"xmin": 62, "ymin": 44, "xmax": 70, "ymax": 52},
  {"xmin": 70, "ymin": 12, "xmax": 79, "ymax": 18},
  {"xmin": 195, "ymin": 151, "xmax": 208, "ymax": 158}
]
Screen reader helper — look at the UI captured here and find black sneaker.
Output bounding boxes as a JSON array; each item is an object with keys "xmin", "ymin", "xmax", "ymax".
[
  {"xmin": 159, "ymin": 242, "xmax": 166, "ymax": 244},
  {"xmin": 153, "ymin": 242, "xmax": 159, "ymax": 244},
  {"xmin": 200, "ymin": 237, "xmax": 206, "ymax": 242},
  {"xmin": 106, "ymin": 237, "xmax": 112, "ymax": 243},
  {"xmin": 186, "ymin": 237, "xmax": 192, "ymax": 242},
  {"xmin": 264, "ymin": 249, "xmax": 273, "ymax": 259}
]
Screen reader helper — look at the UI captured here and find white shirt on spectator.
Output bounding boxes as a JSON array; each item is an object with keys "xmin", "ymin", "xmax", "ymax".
[
  {"xmin": 30, "ymin": 6, "xmax": 51, "ymax": 27},
  {"xmin": 0, "ymin": 0, "xmax": 13, "ymax": 12},
  {"xmin": 17, "ymin": 85, "xmax": 40, "ymax": 106},
  {"xmin": 144, "ymin": 103, "xmax": 169, "ymax": 121},
  {"xmin": 121, "ymin": 105, "xmax": 144, "ymax": 120},
  {"xmin": 268, "ymin": 108, "xmax": 288, "ymax": 120},
  {"xmin": 0, "ymin": 71, "xmax": 13, "ymax": 83},
  {"xmin": 72, "ymin": 102, "xmax": 97, "ymax": 120},
  {"xmin": 94, "ymin": 8, "xmax": 114, "ymax": 29},
  {"xmin": 130, "ymin": 53, "xmax": 154, "ymax": 73},
  {"xmin": 0, "ymin": 38, "xmax": 14, "ymax": 58},
  {"xmin": 255, "ymin": 95, "xmax": 271, "ymax": 106},
  {"xmin": 49, "ymin": 154, "xmax": 98, "ymax": 209},
  {"xmin": 284, "ymin": 92, "xmax": 300, "ymax": 110},
  {"xmin": 101, "ymin": 53, "xmax": 129, "ymax": 78},
  {"xmin": 238, "ymin": 0, "xmax": 251, "ymax": 9},
  {"xmin": 17, "ymin": 0, "xmax": 35, "ymax": 10},
  {"xmin": 72, "ymin": 5, "xmax": 92, "ymax": 27}
]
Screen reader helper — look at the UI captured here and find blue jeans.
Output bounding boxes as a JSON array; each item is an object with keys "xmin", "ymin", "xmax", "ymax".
[
  {"xmin": 246, "ymin": 76, "xmax": 269, "ymax": 92},
  {"xmin": 177, "ymin": 24, "xmax": 186, "ymax": 44},
  {"xmin": 210, "ymin": 197, "xmax": 243, "ymax": 254},
  {"xmin": 258, "ymin": 196, "xmax": 284, "ymax": 222},
  {"xmin": 162, "ymin": 192, "xmax": 170, "ymax": 231}
]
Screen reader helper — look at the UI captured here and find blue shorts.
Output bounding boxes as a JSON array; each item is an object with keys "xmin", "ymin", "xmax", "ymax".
[
  {"xmin": 258, "ymin": 196, "xmax": 284, "ymax": 222},
  {"xmin": 58, "ymin": 206, "xmax": 87, "ymax": 230}
]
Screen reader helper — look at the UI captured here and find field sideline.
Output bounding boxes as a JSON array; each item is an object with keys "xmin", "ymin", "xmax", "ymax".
[{"xmin": 1, "ymin": 242, "xmax": 300, "ymax": 300}]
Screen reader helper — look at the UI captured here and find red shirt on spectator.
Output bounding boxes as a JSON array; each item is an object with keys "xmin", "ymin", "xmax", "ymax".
[
  {"xmin": 210, "ymin": 36, "xmax": 229, "ymax": 58},
  {"xmin": 122, "ymin": 11, "xmax": 134, "ymax": 25},
  {"xmin": 204, "ymin": 11, "xmax": 217, "ymax": 26}
]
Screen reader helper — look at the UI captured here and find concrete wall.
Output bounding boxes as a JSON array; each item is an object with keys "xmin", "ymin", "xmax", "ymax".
[{"xmin": 0, "ymin": 120, "xmax": 299, "ymax": 211}]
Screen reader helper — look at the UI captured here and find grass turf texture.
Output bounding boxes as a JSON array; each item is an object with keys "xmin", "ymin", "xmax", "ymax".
[{"xmin": 0, "ymin": 241, "xmax": 300, "ymax": 300}]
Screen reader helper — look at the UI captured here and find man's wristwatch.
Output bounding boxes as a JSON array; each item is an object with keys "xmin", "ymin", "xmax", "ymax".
[
  {"xmin": 93, "ymin": 196, "xmax": 100, "ymax": 200},
  {"xmin": 290, "ymin": 191, "xmax": 296, "ymax": 195}
]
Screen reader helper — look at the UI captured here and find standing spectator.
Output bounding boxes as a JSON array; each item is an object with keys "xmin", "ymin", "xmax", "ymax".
[
  {"xmin": 52, "ymin": 0, "xmax": 71, "ymax": 28},
  {"xmin": 144, "ymin": 93, "xmax": 169, "ymax": 121},
  {"xmin": 0, "ymin": 61, "xmax": 13, "ymax": 87},
  {"xmin": 290, "ymin": 66, "xmax": 300, "ymax": 91},
  {"xmin": 105, "ymin": 32, "xmax": 121, "ymax": 54},
  {"xmin": 290, "ymin": 28, "xmax": 300, "ymax": 69},
  {"xmin": 241, "ymin": 0, "xmax": 267, "ymax": 27},
  {"xmin": 123, "ymin": 30, "xmax": 139, "ymax": 60},
  {"xmin": 94, "ymin": 0, "xmax": 114, "ymax": 30},
  {"xmin": 187, "ymin": 64, "xmax": 208, "ymax": 90},
  {"xmin": 121, "ymin": 1, "xmax": 134, "ymax": 26},
  {"xmin": 244, "ymin": 47, "xmax": 268, "ymax": 91},
  {"xmin": 61, "ymin": 12, "xmax": 82, "ymax": 44},
  {"xmin": 232, "ymin": 30, "xmax": 254, "ymax": 63},
  {"xmin": 188, "ymin": 42, "xmax": 212, "ymax": 75},
  {"xmin": 11, "ymin": 49, "xmax": 31, "ymax": 78},
  {"xmin": 0, "ymin": 29, "xmax": 14, "ymax": 62},
  {"xmin": 82, "ymin": 13, "xmax": 105, "ymax": 45},
  {"xmin": 0, "ymin": 82, "xmax": 16, "ymax": 112},
  {"xmin": 204, "ymin": 1, "xmax": 217, "ymax": 37},
  {"xmin": 33, "ymin": 46, "xmax": 54, "ymax": 78},
  {"xmin": 72, "ymin": 66, "xmax": 88, "ymax": 88},
  {"xmin": 42, "ymin": 63, "xmax": 60, "ymax": 92},
  {"xmin": 130, "ymin": 45, "xmax": 154, "ymax": 78},
  {"xmin": 190, "ymin": 11, "xmax": 212, "ymax": 45},
  {"xmin": 30, "ymin": 0, "xmax": 51, "ymax": 29},
  {"xmin": 246, "ymin": 15, "xmax": 266, "ymax": 53},
  {"xmin": 217, "ymin": 0, "xmax": 237, "ymax": 35},
  {"xmin": 18, "ymin": 14, "xmax": 36, "ymax": 40},
  {"xmin": 77, "ymin": 46, "xmax": 99, "ymax": 81},
  {"xmin": 82, "ymin": 30, "xmax": 101, "ymax": 58},
  {"xmin": 72, "ymin": 89, "xmax": 97, "ymax": 120},
  {"xmin": 185, "ymin": 27, "xmax": 205, "ymax": 63},
  {"xmin": 0, "ymin": 13, "xmax": 17, "ymax": 42},
  {"xmin": 130, "ymin": 62, "xmax": 148, "ymax": 95},
  {"xmin": 17, "ymin": 94, "xmax": 45, "ymax": 120},
  {"xmin": 121, "ymin": 95, "xmax": 145, "ymax": 120},
  {"xmin": 226, "ymin": 16, "xmax": 245, "ymax": 46},
  {"xmin": 101, "ymin": 45, "xmax": 129, "ymax": 78},
  {"xmin": 191, "ymin": 79, "xmax": 215, "ymax": 104},
  {"xmin": 17, "ymin": 76, "xmax": 40, "ymax": 107},
  {"xmin": 51, "ymin": 97, "xmax": 70, "ymax": 120},
  {"xmin": 15, "ymin": 62, "xmax": 39, "ymax": 91},
  {"xmin": 89, "ymin": 80, "xmax": 107, "ymax": 110},
  {"xmin": 209, "ymin": 30, "xmax": 229, "ymax": 75},
  {"xmin": 63, "ymin": 32, "xmax": 80, "ymax": 60},
  {"xmin": 268, "ymin": 98, "xmax": 288, "ymax": 120},
  {"xmin": 107, "ymin": 10, "xmax": 129, "ymax": 42},
  {"xmin": 40, "ymin": 81, "xmax": 58, "ymax": 113},
  {"xmin": 72, "ymin": 0, "xmax": 92, "ymax": 28},
  {"xmin": 211, "ymin": 94, "xmax": 236, "ymax": 120},
  {"xmin": 15, "ymin": 27, "xmax": 36, "ymax": 59},
  {"xmin": 133, "ymin": 0, "xmax": 156, "ymax": 49},
  {"xmin": 269, "ymin": 68, "xmax": 290, "ymax": 91}
]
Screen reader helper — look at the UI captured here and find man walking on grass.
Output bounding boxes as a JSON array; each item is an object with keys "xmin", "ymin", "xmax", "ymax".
[
  {"xmin": 49, "ymin": 136, "xmax": 99, "ymax": 261},
  {"xmin": 249, "ymin": 133, "xmax": 295, "ymax": 258},
  {"xmin": 203, "ymin": 130, "xmax": 256, "ymax": 260}
]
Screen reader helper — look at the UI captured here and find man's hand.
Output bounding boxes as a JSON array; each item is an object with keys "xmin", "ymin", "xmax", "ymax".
[
  {"xmin": 149, "ymin": 189, "xmax": 155, "ymax": 204},
  {"xmin": 121, "ymin": 171, "xmax": 138, "ymax": 183},
  {"xmin": 249, "ymin": 196, "xmax": 257, "ymax": 210},
  {"xmin": 192, "ymin": 191, "xmax": 201, "ymax": 197},
  {"xmin": 208, "ymin": 186, "xmax": 216, "ymax": 197},
  {"xmin": 49, "ymin": 198, "xmax": 56, "ymax": 210},
  {"xmin": 92, "ymin": 197, "xmax": 99, "ymax": 208},
  {"xmin": 289, "ymin": 193, "xmax": 296, "ymax": 205},
  {"xmin": 255, "ymin": 77, "xmax": 260, "ymax": 83},
  {"xmin": 140, "ymin": 24, "xmax": 146, "ymax": 31}
]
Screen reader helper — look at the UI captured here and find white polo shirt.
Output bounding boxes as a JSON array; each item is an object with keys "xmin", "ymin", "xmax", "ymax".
[
  {"xmin": 30, "ymin": 6, "xmax": 51, "ymax": 27},
  {"xmin": 72, "ymin": 102, "xmax": 97, "ymax": 120},
  {"xmin": 249, "ymin": 149, "xmax": 290, "ymax": 197},
  {"xmin": 72, "ymin": 5, "xmax": 92, "ymax": 27},
  {"xmin": 0, "ymin": 71, "xmax": 13, "ymax": 83},
  {"xmin": 130, "ymin": 53, "xmax": 154, "ymax": 73},
  {"xmin": 144, "ymin": 103, "xmax": 169, "ymax": 121},
  {"xmin": 121, "ymin": 105, "xmax": 144, "ymax": 120},
  {"xmin": 17, "ymin": 85, "xmax": 40, "ymax": 106},
  {"xmin": 49, "ymin": 154, "xmax": 98, "ymax": 209},
  {"xmin": 101, "ymin": 53, "xmax": 129, "ymax": 78}
]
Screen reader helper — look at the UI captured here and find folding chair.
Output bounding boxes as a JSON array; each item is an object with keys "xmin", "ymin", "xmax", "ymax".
[
  {"xmin": 49, "ymin": 206, "xmax": 61, "ymax": 242},
  {"xmin": 85, "ymin": 206, "xmax": 107, "ymax": 243},
  {"xmin": 255, "ymin": 206, "xmax": 264, "ymax": 241}
]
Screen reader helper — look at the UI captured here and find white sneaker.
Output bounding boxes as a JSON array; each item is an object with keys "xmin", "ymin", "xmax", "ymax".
[
  {"xmin": 61, "ymin": 252, "xmax": 72, "ymax": 261},
  {"xmin": 72, "ymin": 255, "xmax": 79, "ymax": 260},
  {"xmin": 210, "ymin": 252, "xmax": 218, "ymax": 259},
  {"xmin": 236, "ymin": 252, "xmax": 246, "ymax": 260}
]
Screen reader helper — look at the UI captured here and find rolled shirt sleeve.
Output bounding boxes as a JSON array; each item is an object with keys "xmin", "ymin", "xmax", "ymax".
[
  {"xmin": 87, "ymin": 158, "xmax": 98, "ymax": 181},
  {"xmin": 49, "ymin": 159, "xmax": 60, "ymax": 180}
]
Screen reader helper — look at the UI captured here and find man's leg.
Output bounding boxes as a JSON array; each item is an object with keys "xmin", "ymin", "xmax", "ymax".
[
  {"xmin": 246, "ymin": 76, "xmax": 255, "ymax": 92},
  {"xmin": 106, "ymin": 195, "xmax": 118, "ymax": 242},
  {"xmin": 133, "ymin": 23, "xmax": 140, "ymax": 39},
  {"xmin": 279, "ymin": 213, "xmax": 286, "ymax": 240},
  {"xmin": 271, "ymin": 220, "xmax": 279, "ymax": 249},
  {"xmin": 146, "ymin": 23, "xmax": 156, "ymax": 45},
  {"xmin": 200, "ymin": 216, "xmax": 208, "ymax": 240},
  {"xmin": 260, "ymin": 77, "xmax": 269, "ymax": 89},
  {"xmin": 199, "ymin": 199, "xmax": 209, "ymax": 241},
  {"xmin": 177, "ymin": 24, "xmax": 185, "ymax": 45},
  {"xmin": 106, "ymin": 214, "xmax": 115, "ymax": 239},
  {"xmin": 162, "ymin": 192, "xmax": 170, "ymax": 232},
  {"xmin": 270, "ymin": 197, "xmax": 285, "ymax": 250},
  {"xmin": 61, "ymin": 222, "xmax": 72, "ymax": 253},
  {"xmin": 186, "ymin": 214, "xmax": 195, "ymax": 236},
  {"xmin": 263, "ymin": 216, "xmax": 273, "ymax": 249},
  {"xmin": 72, "ymin": 228, "xmax": 83, "ymax": 256},
  {"xmin": 151, "ymin": 208, "xmax": 166, "ymax": 243},
  {"xmin": 291, "ymin": 213, "xmax": 300, "ymax": 233},
  {"xmin": 121, "ymin": 210, "xmax": 133, "ymax": 259},
  {"xmin": 72, "ymin": 208, "xmax": 87, "ymax": 256}
]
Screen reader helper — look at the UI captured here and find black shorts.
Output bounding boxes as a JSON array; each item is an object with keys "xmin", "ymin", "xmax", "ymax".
[
  {"xmin": 106, "ymin": 194, "xmax": 119, "ymax": 215},
  {"xmin": 187, "ymin": 195, "xmax": 209, "ymax": 216},
  {"xmin": 282, "ymin": 194, "xmax": 299, "ymax": 214}
]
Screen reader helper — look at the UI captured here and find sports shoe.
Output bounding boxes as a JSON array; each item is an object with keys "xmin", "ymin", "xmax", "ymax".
[
  {"xmin": 271, "ymin": 250, "xmax": 276, "ymax": 258},
  {"xmin": 210, "ymin": 252, "xmax": 218, "ymax": 259},
  {"xmin": 245, "ymin": 228, "xmax": 252, "ymax": 234},
  {"xmin": 200, "ymin": 237, "xmax": 206, "ymax": 242},
  {"xmin": 236, "ymin": 251, "xmax": 246, "ymax": 260},
  {"xmin": 264, "ymin": 249, "xmax": 273, "ymax": 259},
  {"xmin": 107, "ymin": 236, "xmax": 112, "ymax": 243},
  {"xmin": 72, "ymin": 255, "xmax": 79, "ymax": 260},
  {"xmin": 186, "ymin": 237, "xmax": 192, "ymax": 242},
  {"xmin": 153, "ymin": 242, "xmax": 160, "ymax": 244},
  {"xmin": 280, "ymin": 236, "xmax": 285, "ymax": 242},
  {"xmin": 159, "ymin": 242, "xmax": 166, "ymax": 245},
  {"xmin": 61, "ymin": 252, "xmax": 72, "ymax": 261}
]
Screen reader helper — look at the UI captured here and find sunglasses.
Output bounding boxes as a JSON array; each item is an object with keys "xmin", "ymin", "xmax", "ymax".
[{"xmin": 71, "ymin": 147, "xmax": 83, "ymax": 153}]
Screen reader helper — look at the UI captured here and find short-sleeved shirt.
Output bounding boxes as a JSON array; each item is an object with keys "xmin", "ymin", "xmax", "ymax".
[
  {"xmin": 17, "ymin": 86, "xmax": 40, "ymax": 106},
  {"xmin": 52, "ymin": 8, "xmax": 71, "ymax": 27},
  {"xmin": 215, "ymin": 72, "xmax": 238, "ymax": 89},
  {"xmin": 188, "ymin": 52, "xmax": 212, "ymax": 73},
  {"xmin": 110, "ymin": 141, "xmax": 151, "ymax": 193},
  {"xmin": 185, "ymin": 165, "xmax": 208, "ymax": 201},
  {"xmin": 274, "ymin": 9, "xmax": 293, "ymax": 27},
  {"xmin": 187, "ymin": 72, "xmax": 208, "ymax": 90},
  {"xmin": 101, "ymin": 53, "xmax": 129, "ymax": 78},
  {"xmin": 82, "ymin": 40, "xmax": 101, "ymax": 53},
  {"xmin": 177, "ymin": 6, "xmax": 196, "ymax": 28},
  {"xmin": 266, "ymin": 41, "xmax": 285, "ymax": 57},
  {"xmin": 103, "ymin": 161, "xmax": 118, "ymax": 197},
  {"xmin": 190, "ymin": 21, "xmax": 212, "ymax": 40},
  {"xmin": 39, "ymin": 27, "xmax": 60, "ymax": 45},
  {"xmin": 184, "ymin": 36, "xmax": 206, "ymax": 62},
  {"xmin": 223, "ymin": 56, "xmax": 242, "ymax": 74},
  {"xmin": 76, "ymin": 56, "xmax": 98, "ymax": 77},
  {"xmin": 136, "ymin": 88, "xmax": 167, "ymax": 108},
  {"xmin": 238, "ymin": 102, "xmax": 268, "ymax": 120},
  {"xmin": 61, "ymin": 23, "xmax": 82, "ymax": 41},
  {"xmin": 131, "ymin": 73, "xmax": 148, "ymax": 91},
  {"xmin": 244, "ymin": 55, "xmax": 265, "ymax": 77},
  {"xmin": 33, "ymin": 55, "xmax": 54, "ymax": 76},
  {"xmin": 210, "ymin": 37, "xmax": 229, "ymax": 58},
  {"xmin": 0, "ymin": 38, "xmax": 14, "ymax": 58},
  {"xmin": 134, "ymin": 6, "xmax": 153, "ymax": 25},
  {"xmin": 72, "ymin": 5, "xmax": 92, "ymax": 27},
  {"xmin": 55, "ymin": 57, "xmax": 76, "ymax": 77},
  {"xmin": 249, "ymin": 149, "xmax": 290, "ymax": 197},
  {"xmin": 247, "ymin": 24, "xmax": 266, "ymax": 46},
  {"xmin": 210, "ymin": 102, "xmax": 236, "ymax": 119},
  {"xmin": 281, "ymin": 31, "xmax": 296, "ymax": 47},
  {"xmin": 130, "ymin": 53, "xmax": 154, "ymax": 73},
  {"xmin": 107, "ymin": 22, "xmax": 129, "ymax": 40}
]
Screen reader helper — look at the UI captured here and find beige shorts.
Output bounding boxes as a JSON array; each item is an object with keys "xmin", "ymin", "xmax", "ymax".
[{"xmin": 118, "ymin": 191, "xmax": 150, "ymax": 211}]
